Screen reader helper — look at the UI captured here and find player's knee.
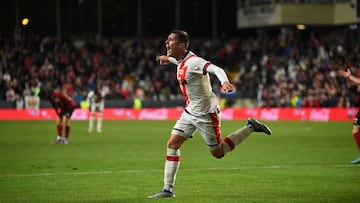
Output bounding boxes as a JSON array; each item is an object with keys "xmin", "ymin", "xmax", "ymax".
[
  {"xmin": 166, "ymin": 134, "xmax": 186, "ymax": 149},
  {"xmin": 166, "ymin": 138, "xmax": 185, "ymax": 149},
  {"xmin": 212, "ymin": 153, "xmax": 224, "ymax": 159},
  {"xmin": 166, "ymin": 140, "xmax": 181, "ymax": 149},
  {"xmin": 211, "ymin": 151, "xmax": 225, "ymax": 159}
]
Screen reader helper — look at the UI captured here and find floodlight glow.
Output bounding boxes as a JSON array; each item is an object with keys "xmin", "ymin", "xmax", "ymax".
[
  {"xmin": 296, "ymin": 24, "xmax": 306, "ymax": 30},
  {"xmin": 22, "ymin": 18, "xmax": 29, "ymax": 26}
]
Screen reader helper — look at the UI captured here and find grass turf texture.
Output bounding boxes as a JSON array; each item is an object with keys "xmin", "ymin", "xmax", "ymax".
[{"xmin": 0, "ymin": 120, "xmax": 359, "ymax": 203}]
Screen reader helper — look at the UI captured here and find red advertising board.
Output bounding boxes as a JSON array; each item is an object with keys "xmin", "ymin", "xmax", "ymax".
[{"xmin": 0, "ymin": 108, "xmax": 356, "ymax": 121}]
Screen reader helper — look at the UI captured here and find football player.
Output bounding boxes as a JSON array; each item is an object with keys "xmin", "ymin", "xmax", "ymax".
[{"xmin": 87, "ymin": 87, "xmax": 106, "ymax": 133}]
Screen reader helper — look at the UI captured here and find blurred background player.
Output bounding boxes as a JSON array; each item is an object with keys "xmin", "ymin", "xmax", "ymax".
[
  {"xmin": 43, "ymin": 89, "xmax": 76, "ymax": 144},
  {"xmin": 87, "ymin": 87, "xmax": 106, "ymax": 133},
  {"xmin": 338, "ymin": 68, "xmax": 360, "ymax": 164}
]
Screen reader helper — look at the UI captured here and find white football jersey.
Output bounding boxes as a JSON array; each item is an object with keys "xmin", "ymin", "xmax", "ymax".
[
  {"xmin": 173, "ymin": 51, "xmax": 229, "ymax": 116},
  {"xmin": 87, "ymin": 90, "xmax": 105, "ymax": 106}
]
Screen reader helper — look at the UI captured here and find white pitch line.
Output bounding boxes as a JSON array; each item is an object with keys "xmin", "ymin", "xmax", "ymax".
[{"xmin": 0, "ymin": 164, "xmax": 356, "ymax": 178}]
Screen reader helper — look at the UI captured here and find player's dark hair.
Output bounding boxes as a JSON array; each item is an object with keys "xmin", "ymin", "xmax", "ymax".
[{"xmin": 171, "ymin": 30, "xmax": 190, "ymax": 49}]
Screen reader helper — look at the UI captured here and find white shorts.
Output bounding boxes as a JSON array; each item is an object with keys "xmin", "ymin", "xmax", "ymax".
[
  {"xmin": 171, "ymin": 109, "xmax": 222, "ymax": 150},
  {"xmin": 90, "ymin": 102, "xmax": 104, "ymax": 113}
]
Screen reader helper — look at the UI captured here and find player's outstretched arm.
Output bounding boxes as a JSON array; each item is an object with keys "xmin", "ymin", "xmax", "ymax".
[
  {"xmin": 156, "ymin": 55, "xmax": 178, "ymax": 65},
  {"xmin": 339, "ymin": 68, "xmax": 360, "ymax": 85}
]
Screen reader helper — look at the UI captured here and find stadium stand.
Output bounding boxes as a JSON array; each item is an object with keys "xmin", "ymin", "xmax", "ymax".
[{"xmin": 0, "ymin": 25, "xmax": 359, "ymax": 108}]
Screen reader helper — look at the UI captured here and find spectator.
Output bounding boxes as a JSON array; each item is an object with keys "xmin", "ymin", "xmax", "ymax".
[{"xmin": 0, "ymin": 26, "xmax": 359, "ymax": 109}]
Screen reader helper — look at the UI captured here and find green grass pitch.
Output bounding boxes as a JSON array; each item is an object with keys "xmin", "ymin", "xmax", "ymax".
[{"xmin": 0, "ymin": 120, "xmax": 359, "ymax": 203}]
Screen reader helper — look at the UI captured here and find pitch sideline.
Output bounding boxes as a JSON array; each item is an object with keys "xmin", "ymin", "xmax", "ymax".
[{"xmin": 0, "ymin": 164, "xmax": 356, "ymax": 178}]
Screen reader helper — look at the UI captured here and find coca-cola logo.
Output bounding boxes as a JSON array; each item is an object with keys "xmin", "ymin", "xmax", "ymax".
[
  {"xmin": 245, "ymin": 108, "xmax": 259, "ymax": 118},
  {"xmin": 113, "ymin": 109, "xmax": 136, "ymax": 119},
  {"xmin": 259, "ymin": 109, "xmax": 279, "ymax": 121},
  {"xmin": 309, "ymin": 109, "xmax": 330, "ymax": 121},
  {"xmin": 139, "ymin": 109, "xmax": 167, "ymax": 120}
]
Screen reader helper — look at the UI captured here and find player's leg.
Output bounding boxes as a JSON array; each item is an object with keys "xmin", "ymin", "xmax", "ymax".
[
  {"xmin": 165, "ymin": 135, "xmax": 186, "ymax": 192},
  {"xmin": 148, "ymin": 134, "xmax": 186, "ymax": 198},
  {"xmin": 96, "ymin": 111, "xmax": 103, "ymax": 133},
  {"xmin": 351, "ymin": 111, "xmax": 360, "ymax": 164},
  {"xmin": 56, "ymin": 116, "xmax": 63, "ymax": 138},
  {"xmin": 52, "ymin": 115, "xmax": 64, "ymax": 144},
  {"xmin": 351, "ymin": 124, "xmax": 360, "ymax": 148},
  {"xmin": 63, "ymin": 116, "xmax": 70, "ymax": 144},
  {"xmin": 194, "ymin": 110, "xmax": 252, "ymax": 158},
  {"xmin": 211, "ymin": 117, "xmax": 271, "ymax": 157},
  {"xmin": 97, "ymin": 104, "xmax": 104, "ymax": 133},
  {"xmin": 63, "ymin": 109, "xmax": 74, "ymax": 144},
  {"xmin": 149, "ymin": 112, "xmax": 194, "ymax": 198},
  {"xmin": 88, "ymin": 105, "xmax": 95, "ymax": 133},
  {"xmin": 195, "ymin": 111, "xmax": 226, "ymax": 158}
]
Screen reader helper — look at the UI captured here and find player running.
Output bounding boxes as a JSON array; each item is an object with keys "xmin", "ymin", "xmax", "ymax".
[
  {"xmin": 338, "ymin": 68, "xmax": 360, "ymax": 164},
  {"xmin": 149, "ymin": 30, "xmax": 272, "ymax": 198}
]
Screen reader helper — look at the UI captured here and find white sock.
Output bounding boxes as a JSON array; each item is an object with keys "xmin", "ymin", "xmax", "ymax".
[
  {"xmin": 97, "ymin": 112, "xmax": 103, "ymax": 131},
  {"xmin": 222, "ymin": 125, "xmax": 252, "ymax": 155},
  {"xmin": 164, "ymin": 148, "xmax": 180, "ymax": 192},
  {"xmin": 89, "ymin": 115, "xmax": 94, "ymax": 131}
]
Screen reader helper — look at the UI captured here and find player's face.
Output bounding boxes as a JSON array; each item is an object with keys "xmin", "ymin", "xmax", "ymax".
[{"xmin": 165, "ymin": 33, "xmax": 183, "ymax": 58}]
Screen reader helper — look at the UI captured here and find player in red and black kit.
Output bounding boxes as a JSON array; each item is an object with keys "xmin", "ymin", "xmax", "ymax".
[
  {"xmin": 46, "ymin": 90, "xmax": 77, "ymax": 144},
  {"xmin": 338, "ymin": 68, "xmax": 360, "ymax": 164}
]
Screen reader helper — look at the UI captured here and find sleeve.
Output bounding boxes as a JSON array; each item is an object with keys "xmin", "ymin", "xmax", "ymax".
[
  {"xmin": 168, "ymin": 57, "xmax": 178, "ymax": 65},
  {"xmin": 205, "ymin": 64, "xmax": 230, "ymax": 85},
  {"xmin": 87, "ymin": 91, "xmax": 93, "ymax": 103},
  {"xmin": 186, "ymin": 57, "xmax": 230, "ymax": 84}
]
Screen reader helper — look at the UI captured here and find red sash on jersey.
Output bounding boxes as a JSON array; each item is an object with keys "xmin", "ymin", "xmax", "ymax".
[
  {"xmin": 177, "ymin": 54, "xmax": 195, "ymax": 107},
  {"xmin": 203, "ymin": 62, "xmax": 211, "ymax": 75}
]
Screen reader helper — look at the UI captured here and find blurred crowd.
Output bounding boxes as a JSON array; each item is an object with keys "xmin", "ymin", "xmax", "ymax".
[{"xmin": 1, "ymin": 26, "xmax": 360, "ymax": 108}]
